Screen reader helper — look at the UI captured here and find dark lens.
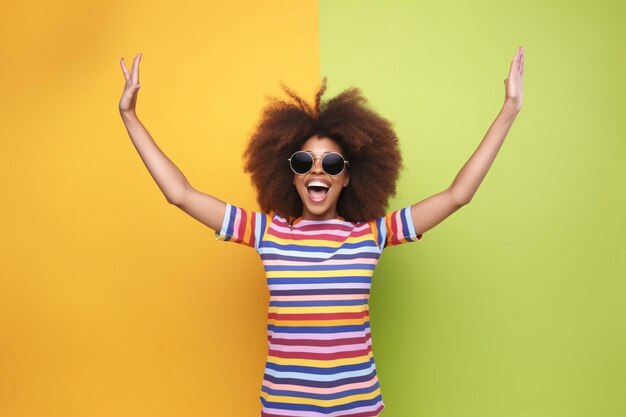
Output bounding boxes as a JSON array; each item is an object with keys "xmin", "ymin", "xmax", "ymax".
[
  {"xmin": 290, "ymin": 151, "xmax": 313, "ymax": 174},
  {"xmin": 322, "ymin": 153, "xmax": 345, "ymax": 175}
]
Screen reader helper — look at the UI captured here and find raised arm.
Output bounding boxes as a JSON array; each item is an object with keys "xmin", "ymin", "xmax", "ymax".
[
  {"xmin": 119, "ymin": 53, "xmax": 226, "ymax": 232},
  {"xmin": 410, "ymin": 46, "xmax": 525, "ymax": 237}
]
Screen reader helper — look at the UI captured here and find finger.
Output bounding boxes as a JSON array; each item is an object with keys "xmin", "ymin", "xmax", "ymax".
[
  {"xmin": 132, "ymin": 53, "xmax": 142, "ymax": 85},
  {"xmin": 120, "ymin": 58, "xmax": 130, "ymax": 80}
]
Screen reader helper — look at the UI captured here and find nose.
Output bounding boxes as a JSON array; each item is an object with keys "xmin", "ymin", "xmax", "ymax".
[{"xmin": 311, "ymin": 155, "xmax": 324, "ymax": 174}]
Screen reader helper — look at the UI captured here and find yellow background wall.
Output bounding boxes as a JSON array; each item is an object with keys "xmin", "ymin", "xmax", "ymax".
[{"xmin": 0, "ymin": 1, "xmax": 319, "ymax": 416}]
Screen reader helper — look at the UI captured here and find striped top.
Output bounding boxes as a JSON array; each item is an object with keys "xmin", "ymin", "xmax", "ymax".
[{"xmin": 215, "ymin": 203, "xmax": 423, "ymax": 417}]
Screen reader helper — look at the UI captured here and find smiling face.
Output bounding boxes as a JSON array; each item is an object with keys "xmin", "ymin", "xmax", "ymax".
[{"xmin": 292, "ymin": 135, "xmax": 350, "ymax": 221}]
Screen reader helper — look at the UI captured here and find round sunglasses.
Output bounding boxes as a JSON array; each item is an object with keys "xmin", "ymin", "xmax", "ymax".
[{"xmin": 287, "ymin": 151, "xmax": 349, "ymax": 176}]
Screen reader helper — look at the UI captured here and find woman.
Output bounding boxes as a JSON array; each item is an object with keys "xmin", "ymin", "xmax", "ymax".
[{"xmin": 119, "ymin": 46, "xmax": 524, "ymax": 416}]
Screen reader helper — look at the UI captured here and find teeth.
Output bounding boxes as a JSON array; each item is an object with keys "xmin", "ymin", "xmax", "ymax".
[{"xmin": 307, "ymin": 180, "xmax": 329, "ymax": 188}]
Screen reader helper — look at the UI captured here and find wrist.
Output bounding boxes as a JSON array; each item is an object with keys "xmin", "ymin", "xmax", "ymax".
[{"xmin": 501, "ymin": 100, "xmax": 520, "ymax": 117}]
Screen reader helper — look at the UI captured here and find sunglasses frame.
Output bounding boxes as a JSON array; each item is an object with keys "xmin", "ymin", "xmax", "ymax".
[{"xmin": 287, "ymin": 151, "xmax": 349, "ymax": 176}]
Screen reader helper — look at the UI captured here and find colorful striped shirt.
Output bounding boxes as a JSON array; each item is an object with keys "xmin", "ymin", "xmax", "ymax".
[{"xmin": 215, "ymin": 203, "xmax": 423, "ymax": 417}]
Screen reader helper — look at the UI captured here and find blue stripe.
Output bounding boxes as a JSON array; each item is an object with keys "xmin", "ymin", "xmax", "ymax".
[
  {"xmin": 261, "ymin": 381, "xmax": 379, "ymax": 400},
  {"xmin": 260, "ymin": 395, "xmax": 382, "ymax": 413},
  {"xmin": 267, "ymin": 323, "xmax": 370, "ymax": 333},
  {"xmin": 399, "ymin": 207, "xmax": 411, "ymax": 242},
  {"xmin": 224, "ymin": 204, "xmax": 237, "ymax": 241},
  {"xmin": 377, "ymin": 217, "xmax": 386, "ymax": 249},
  {"xmin": 265, "ymin": 357, "xmax": 375, "ymax": 374},
  {"xmin": 263, "ymin": 372, "xmax": 376, "ymax": 388},
  {"xmin": 267, "ymin": 277, "xmax": 372, "ymax": 285},
  {"xmin": 269, "ymin": 299, "xmax": 368, "ymax": 307}
]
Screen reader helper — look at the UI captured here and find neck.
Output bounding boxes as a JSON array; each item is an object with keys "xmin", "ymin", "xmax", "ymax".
[{"xmin": 301, "ymin": 207, "xmax": 339, "ymax": 221}]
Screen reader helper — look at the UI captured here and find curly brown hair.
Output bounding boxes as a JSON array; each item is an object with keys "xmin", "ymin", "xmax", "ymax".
[{"xmin": 242, "ymin": 77, "xmax": 403, "ymax": 223}]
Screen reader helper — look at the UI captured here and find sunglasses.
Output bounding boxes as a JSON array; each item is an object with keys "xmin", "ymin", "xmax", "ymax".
[{"xmin": 287, "ymin": 151, "xmax": 349, "ymax": 176}]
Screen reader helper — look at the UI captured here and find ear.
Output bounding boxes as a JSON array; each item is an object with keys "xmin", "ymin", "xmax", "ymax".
[{"xmin": 343, "ymin": 173, "xmax": 349, "ymax": 187}]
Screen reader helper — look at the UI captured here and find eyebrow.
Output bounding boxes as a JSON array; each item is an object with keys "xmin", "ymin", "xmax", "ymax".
[{"xmin": 303, "ymin": 150, "xmax": 332, "ymax": 153}]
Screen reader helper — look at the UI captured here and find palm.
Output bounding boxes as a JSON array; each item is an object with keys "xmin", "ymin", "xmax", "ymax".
[
  {"xmin": 119, "ymin": 53, "xmax": 142, "ymax": 113},
  {"xmin": 504, "ymin": 46, "xmax": 524, "ymax": 111}
]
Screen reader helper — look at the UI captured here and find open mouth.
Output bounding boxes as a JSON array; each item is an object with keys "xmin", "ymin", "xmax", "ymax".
[{"xmin": 306, "ymin": 180, "xmax": 329, "ymax": 202}]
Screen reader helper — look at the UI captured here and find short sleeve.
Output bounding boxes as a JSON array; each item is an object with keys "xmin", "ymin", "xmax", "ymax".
[
  {"xmin": 370, "ymin": 205, "xmax": 423, "ymax": 250},
  {"xmin": 214, "ymin": 203, "xmax": 269, "ymax": 250}
]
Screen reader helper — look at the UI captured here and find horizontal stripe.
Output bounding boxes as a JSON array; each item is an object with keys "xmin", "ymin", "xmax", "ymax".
[
  {"xmin": 263, "ymin": 365, "xmax": 377, "ymax": 383},
  {"xmin": 268, "ymin": 305, "xmax": 368, "ymax": 314},
  {"xmin": 259, "ymin": 250, "xmax": 380, "ymax": 264},
  {"xmin": 265, "ymin": 263, "xmax": 376, "ymax": 271},
  {"xmin": 267, "ymin": 353, "xmax": 373, "ymax": 368},
  {"xmin": 268, "ymin": 346, "xmax": 372, "ymax": 361},
  {"xmin": 270, "ymin": 289, "xmax": 370, "ymax": 296},
  {"xmin": 270, "ymin": 340, "xmax": 371, "ymax": 353},
  {"xmin": 267, "ymin": 277, "xmax": 372, "ymax": 284},
  {"xmin": 262, "ymin": 377, "xmax": 377, "ymax": 395},
  {"xmin": 268, "ymin": 284, "xmax": 371, "ymax": 292},
  {"xmin": 261, "ymin": 381, "xmax": 380, "ymax": 401},
  {"xmin": 268, "ymin": 312, "xmax": 368, "ymax": 321},
  {"xmin": 269, "ymin": 294, "xmax": 369, "ymax": 302},
  {"xmin": 267, "ymin": 323, "xmax": 370, "ymax": 333},
  {"xmin": 263, "ymin": 371, "xmax": 378, "ymax": 388},
  {"xmin": 262, "ymin": 401, "xmax": 383, "ymax": 417},
  {"xmin": 260, "ymin": 394, "xmax": 382, "ymax": 412},
  {"xmin": 268, "ymin": 330, "xmax": 370, "ymax": 341},
  {"xmin": 269, "ymin": 299, "xmax": 368, "ymax": 307},
  {"xmin": 269, "ymin": 336, "xmax": 369, "ymax": 347}
]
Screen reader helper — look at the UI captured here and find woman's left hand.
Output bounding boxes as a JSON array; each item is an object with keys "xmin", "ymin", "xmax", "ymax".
[{"xmin": 504, "ymin": 46, "xmax": 524, "ymax": 113}]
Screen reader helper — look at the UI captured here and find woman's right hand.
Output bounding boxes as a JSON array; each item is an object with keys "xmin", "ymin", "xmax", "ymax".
[{"xmin": 119, "ymin": 53, "xmax": 142, "ymax": 116}]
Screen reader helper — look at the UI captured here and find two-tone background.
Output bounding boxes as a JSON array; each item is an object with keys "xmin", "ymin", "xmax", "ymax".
[{"xmin": 1, "ymin": 1, "xmax": 624, "ymax": 416}]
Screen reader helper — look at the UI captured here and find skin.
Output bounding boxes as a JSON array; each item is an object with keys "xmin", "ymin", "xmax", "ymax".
[
  {"xmin": 119, "ymin": 46, "xmax": 524, "ymax": 236},
  {"xmin": 291, "ymin": 136, "xmax": 350, "ymax": 221}
]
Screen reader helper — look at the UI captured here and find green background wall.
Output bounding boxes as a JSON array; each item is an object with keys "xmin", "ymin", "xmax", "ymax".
[{"xmin": 319, "ymin": 1, "xmax": 625, "ymax": 416}]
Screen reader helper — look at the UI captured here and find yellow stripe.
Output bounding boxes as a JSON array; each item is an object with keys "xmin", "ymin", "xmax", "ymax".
[
  {"xmin": 263, "ymin": 235, "xmax": 372, "ymax": 247},
  {"xmin": 266, "ymin": 269, "xmax": 373, "ymax": 278},
  {"xmin": 268, "ymin": 318, "xmax": 368, "ymax": 327},
  {"xmin": 267, "ymin": 353, "xmax": 373, "ymax": 368},
  {"xmin": 260, "ymin": 387, "xmax": 381, "ymax": 406},
  {"xmin": 268, "ymin": 305, "xmax": 368, "ymax": 314}
]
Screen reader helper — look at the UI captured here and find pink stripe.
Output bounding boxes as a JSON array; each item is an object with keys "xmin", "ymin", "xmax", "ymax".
[
  {"xmin": 262, "ymin": 376, "xmax": 377, "ymax": 395},
  {"xmin": 269, "ymin": 223, "xmax": 370, "ymax": 236},
  {"xmin": 263, "ymin": 258, "xmax": 377, "ymax": 266},
  {"xmin": 268, "ymin": 283, "xmax": 370, "ymax": 290},
  {"xmin": 395, "ymin": 210, "xmax": 407, "ymax": 241},
  {"xmin": 270, "ymin": 340, "xmax": 372, "ymax": 354},
  {"xmin": 268, "ymin": 330, "xmax": 371, "ymax": 340},
  {"xmin": 270, "ymin": 294, "xmax": 369, "ymax": 301},
  {"xmin": 232, "ymin": 207, "xmax": 242, "ymax": 240}
]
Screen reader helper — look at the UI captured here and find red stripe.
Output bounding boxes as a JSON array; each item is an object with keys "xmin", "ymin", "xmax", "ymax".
[
  {"xmin": 268, "ymin": 345, "xmax": 372, "ymax": 360},
  {"xmin": 268, "ymin": 336, "xmax": 370, "ymax": 347},
  {"xmin": 267, "ymin": 311, "xmax": 369, "ymax": 321},
  {"xmin": 389, "ymin": 211, "xmax": 400, "ymax": 246},
  {"xmin": 272, "ymin": 218, "xmax": 364, "ymax": 233}
]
